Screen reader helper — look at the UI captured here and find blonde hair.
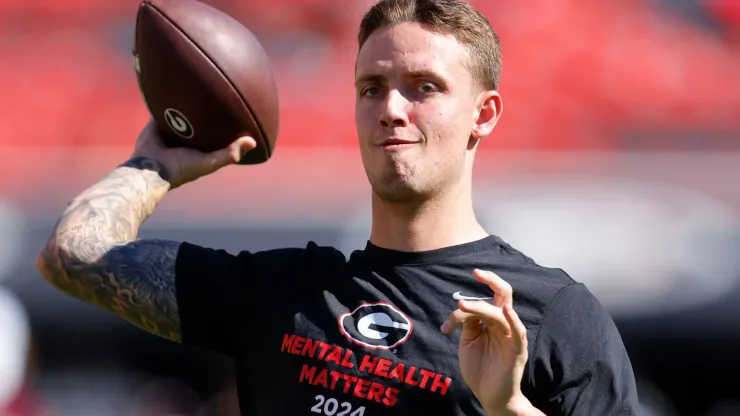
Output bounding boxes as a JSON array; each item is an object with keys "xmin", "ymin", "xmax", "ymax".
[{"xmin": 358, "ymin": 0, "xmax": 502, "ymax": 91}]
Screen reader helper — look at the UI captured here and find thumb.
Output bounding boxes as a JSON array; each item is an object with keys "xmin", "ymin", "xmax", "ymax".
[
  {"xmin": 237, "ymin": 136, "xmax": 258, "ymax": 154},
  {"xmin": 209, "ymin": 136, "xmax": 257, "ymax": 169}
]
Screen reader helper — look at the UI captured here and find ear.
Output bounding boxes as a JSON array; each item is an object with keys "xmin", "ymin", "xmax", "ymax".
[{"xmin": 471, "ymin": 90, "xmax": 503, "ymax": 140}]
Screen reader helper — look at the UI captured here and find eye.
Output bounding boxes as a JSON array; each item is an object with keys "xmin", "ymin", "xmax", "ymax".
[
  {"xmin": 418, "ymin": 82, "xmax": 438, "ymax": 94},
  {"xmin": 361, "ymin": 86, "xmax": 381, "ymax": 97}
]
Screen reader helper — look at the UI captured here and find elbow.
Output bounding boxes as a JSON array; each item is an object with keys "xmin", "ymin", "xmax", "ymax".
[
  {"xmin": 35, "ymin": 239, "xmax": 81, "ymax": 291},
  {"xmin": 35, "ymin": 251, "xmax": 48, "ymax": 279},
  {"xmin": 36, "ymin": 242, "xmax": 63, "ymax": 288},
  {"xmin": 36, "ymin": 238, "xmax": 113, "ymax": 290}
]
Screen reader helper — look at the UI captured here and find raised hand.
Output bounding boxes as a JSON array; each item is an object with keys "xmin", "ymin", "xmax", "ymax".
[
  {"xmin": 441, "ymin": 269, "xmax": 544, "ymax": 416},
  {"xmin": 131, "ymin": 120, "xmax": 257, "ymax": 189}
]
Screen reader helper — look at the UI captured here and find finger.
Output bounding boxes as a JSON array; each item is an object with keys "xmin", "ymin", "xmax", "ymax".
[
  {"xmin": 441, "ymin": 310, "xmax": 486, "ymax": 342},
  {"xmin": 459, "ymin": 299, "xmax": 511, "ymax": 336},
  {"xmin": 226, "ymin": 136, "xmax": 258, "ymax": 160},
  {"xmin": 441, "ymin": 308, "xmax": 477, "ymax": 334},
  {"xmin": 135, "ymin": 119, "xmax": 165, "ymax": 148},
  {"xmin": 473, "ymin": 269, "xmax": 512, "ymax": 308},
  {"xmin": 206, "ymin": 136, "xmax": 257, "ymax": 170},
  {"xmin": 141, "ymin": 118, "xmax": 158, "ymax": 136},
  {"xmin": 460, "ymin": 316, "xmax": 484, "ymax": 342},
  {"xmin": 441, "ymin": 302, "xmax": 511, "ymax": 335},
  {"xmin": 503, "ymin": 304, "xmax": 527, "ymax": 353}
]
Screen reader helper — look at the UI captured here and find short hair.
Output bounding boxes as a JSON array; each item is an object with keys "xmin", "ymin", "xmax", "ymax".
[{"xmin": 357, "ymin": 0, "xmax": 502, "ymax": 91}]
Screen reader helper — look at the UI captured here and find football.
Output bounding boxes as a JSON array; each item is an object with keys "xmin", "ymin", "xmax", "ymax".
[{"xmin": 133, "ymin": 0, "xmax": 279, "ymax": 165}]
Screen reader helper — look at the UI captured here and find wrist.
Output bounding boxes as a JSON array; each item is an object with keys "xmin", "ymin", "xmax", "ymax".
[
  {"xmin": 486, "ymin": 395, "xmax": 543, "ymax": 416},
  {"xmin": 121, "ymin": 156, "xmax": 174, "ymax": 187}
]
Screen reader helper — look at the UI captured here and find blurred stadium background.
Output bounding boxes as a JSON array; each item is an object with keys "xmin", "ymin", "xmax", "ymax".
[{"xmin": 1, "ymin": 0, "xmax": 739, "ymax": 414}]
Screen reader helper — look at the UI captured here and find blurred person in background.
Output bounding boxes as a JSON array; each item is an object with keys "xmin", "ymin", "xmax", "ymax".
[
  {"xmin": 0, "ymin": 287, "xmax": 52, "ymax": 416},
  {"xmin": 35, "ymin": 0, "xmax": 639, "ymax": 414}
]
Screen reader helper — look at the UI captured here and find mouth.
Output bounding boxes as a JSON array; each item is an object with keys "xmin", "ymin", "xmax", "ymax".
[{"xmin": 376, "ymin": 138, "xmax": 420, "ymax": 151}]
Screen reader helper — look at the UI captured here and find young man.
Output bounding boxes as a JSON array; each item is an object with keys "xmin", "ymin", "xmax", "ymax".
[{"xmin": 36, "ymin": 0, "xmax": 640, "ymax": 414}]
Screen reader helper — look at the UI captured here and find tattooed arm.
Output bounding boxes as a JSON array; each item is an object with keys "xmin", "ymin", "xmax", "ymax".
[{"xmin": 36, "ymin": 156, "xmax": 184, "ymax": 342}]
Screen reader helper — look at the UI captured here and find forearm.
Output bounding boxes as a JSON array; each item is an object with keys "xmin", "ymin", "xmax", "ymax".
[
  {"xmin": 44, "ymin": 156, "xmax": 170, "ymax": 253},
  {"xmin": 38, "ymin": 156, "xmax": 172, "ymax": 292}
]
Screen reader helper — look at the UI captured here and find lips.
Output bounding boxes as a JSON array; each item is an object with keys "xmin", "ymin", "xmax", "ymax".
[{"xmin": 376, "ymin": 138, "xmax": 419, "ymax": 146}]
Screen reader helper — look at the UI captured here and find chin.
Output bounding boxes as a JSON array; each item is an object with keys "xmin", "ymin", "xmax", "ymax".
[
  {"xmin": 369, "ymin": 176, "xmax": 428, "ymax": 203},
  {"xmin": 364, "ymin": 161, "xmax": 428, "ymax": 200}
]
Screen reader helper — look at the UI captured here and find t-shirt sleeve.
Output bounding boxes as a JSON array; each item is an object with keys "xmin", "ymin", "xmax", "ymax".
[
  {"xmin": 174, "ymin": 241, "xmax": 254, "ymax": 357},
  {"xmin": 526, "ymin": 283, "xmax": 641, "ymax": 416}
]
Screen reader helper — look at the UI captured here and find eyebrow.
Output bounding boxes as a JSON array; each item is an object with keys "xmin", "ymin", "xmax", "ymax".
[
  {"xmin": 354, "ymin": 73, "xmax": 384, "ymax": 87},
  {"xmin": 354, "ymin": 70, "xmax": 447, "ymax": 87}
]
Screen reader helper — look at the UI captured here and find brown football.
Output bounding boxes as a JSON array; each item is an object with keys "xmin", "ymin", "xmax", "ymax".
[{"xmin": 133, "ymin": 0, "xmax": 279, "ymax": 165}]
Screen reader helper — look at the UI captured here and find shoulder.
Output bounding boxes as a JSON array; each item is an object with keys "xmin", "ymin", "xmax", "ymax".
[
  {"xmin": 497, "ymin": 241, "xmax": 639, "ymax": 413},
  {"xmin": 176, "ymin": 240, "xmax": 348, "ymax": 276},
  {"xmin": 250, "ymin": 241, "xmax": 349, "ymax": 271},
  {"xmin": 489, "ymin": 236, "xmax": 580, "ymax": 310},
  {"xmin": 492, "ymin": 237, "xmax": 619, "ymax": 349},
  {"xmin": 498, "ymin": 237, "xmax": 607, "ymax": 320},
  {"xmin": 173, "ymin": 240, "xmax": 351, "ymax": 353}
]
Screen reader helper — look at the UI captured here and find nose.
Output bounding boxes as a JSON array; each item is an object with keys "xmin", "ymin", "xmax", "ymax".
[{"xmin": 378, "ymin": 89, "xmax": 410, "ymax": 128}]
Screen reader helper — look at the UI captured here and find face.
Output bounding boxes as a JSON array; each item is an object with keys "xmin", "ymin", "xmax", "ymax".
[{"xmin": 355, "ymin": 22, "xmax": 501, "ymax": 203}]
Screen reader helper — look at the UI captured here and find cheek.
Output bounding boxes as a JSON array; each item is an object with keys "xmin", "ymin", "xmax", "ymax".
[
  {"xmin": 419, "ymin": 102, "xmax": 468, "ymax": 145},
  {"xmin": 355, "ymin": 104, "xmax": 376, "ymax": 138}
]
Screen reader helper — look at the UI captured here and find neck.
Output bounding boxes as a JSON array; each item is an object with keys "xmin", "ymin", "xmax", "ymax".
[{"xmin": 369, "ymin": 181, "xmax": 488, "ymax": 252}]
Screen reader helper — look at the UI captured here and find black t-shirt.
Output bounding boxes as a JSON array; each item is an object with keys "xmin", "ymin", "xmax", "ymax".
[{"xmin": 175, "ymin": 235, "xmax": 640, "ymax": 415}]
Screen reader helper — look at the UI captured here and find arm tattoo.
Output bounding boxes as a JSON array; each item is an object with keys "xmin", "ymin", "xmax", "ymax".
[{"xmin": 38, "ymin": 157, "xmax": 184, "ymax": 342}]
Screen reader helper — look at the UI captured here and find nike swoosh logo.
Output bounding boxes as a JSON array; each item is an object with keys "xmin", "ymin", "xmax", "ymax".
[{"xmin": 452, "ymin": 291, "xmax": 493, "ymax": 301}]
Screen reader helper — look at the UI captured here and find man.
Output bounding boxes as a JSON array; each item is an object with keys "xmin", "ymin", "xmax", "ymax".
[{"xmin": 36, "ymin": 0, "xmax": 640, "ymax": 414}]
